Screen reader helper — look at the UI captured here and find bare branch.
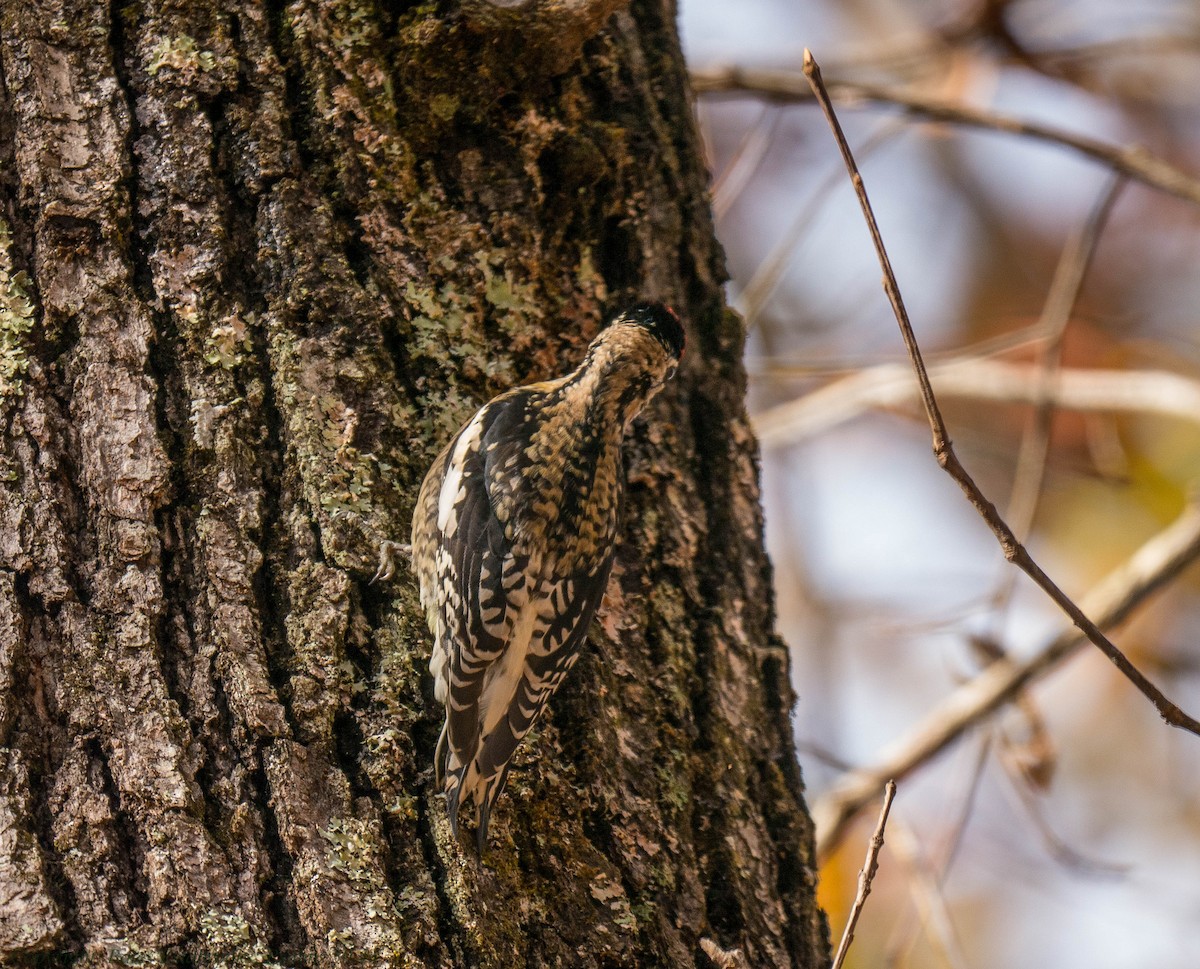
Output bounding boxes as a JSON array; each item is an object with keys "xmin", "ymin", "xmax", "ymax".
[
  {"xmin": 880, "ymin": 736, "xmax": 991, "ymax": 966},
  {"xmin": 753, "ymin": 358, "xmax": 1200, "ymax": 447},
  {"xmin": 796, "ymin": 47, "xmax": 1200, "ymax": 857},
  {"xmin": 831, "ymin": 780, "xmax": 897, "ymax": 969},
  {"xmin": 968, "ymin": 178, "xmax": 1123, "ymax": 748},
  {"xmin": 690, "ymin": 63, "xmax": 1200, "ymax": 208},
  {"xmin": 813, "ymin": 501, "xmax": 1200, "ymax": 857}
]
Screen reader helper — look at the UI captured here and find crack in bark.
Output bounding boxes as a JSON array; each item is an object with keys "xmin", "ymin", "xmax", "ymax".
[
  {"xmin": 249, "ymin": 752, "xmax": 309, "ymax": 960},
  {"xmin": 5, "ymin": 576, "xmax": 76, "ymax": 954},
  {"xmin": 86, "ymin": 737, "xmax": 152, "ymax": 926},
  {"xmin": 414, "ymin": 787, "xmax": 468, "ymax": 966}
]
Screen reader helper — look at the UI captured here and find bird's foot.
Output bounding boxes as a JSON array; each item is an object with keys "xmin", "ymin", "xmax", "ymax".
[{"xmin": 370, "ymin": 540, "xmax": 412, "ymax": 584}]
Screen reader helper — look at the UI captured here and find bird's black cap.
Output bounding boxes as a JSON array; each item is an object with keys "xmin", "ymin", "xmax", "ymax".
[{"xmin": 620, "ymin": 302, "xmax": 685, "ymax": 361}]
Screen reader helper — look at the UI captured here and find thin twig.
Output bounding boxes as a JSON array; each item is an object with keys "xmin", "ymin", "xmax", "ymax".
[
  {"xmin": 735, "ymin": 121, "xmax": 903, "ymax": 332},
  {"xmin": 691, "ymin": 64, "xmax": 1200, "ymax": 208},
  {"xmin": 832, "ymin": 779, "xmax": 898, "ymax": 969},
  {"xmin": 883, "ymin": 736, "xmax": 992, "ymax": 967},
  {"xmin": 997, "ymin": 735, "xmax": 1128, "ymax": 877},
  {"xmin": 710, "ymin": 105, "xmax": 782, "ymax": 220},
  {"xmin": 888, "ymin": 824, "xmax": 970, "ymax": 969},
  {"xmin": 793, "ymin": 31, "xmax": 1200, "ymax": 87},
  {"xmin": 932, "ymin": 734, "xmax": 992, "ymax": 880},
  {"xmin": 749, "ymin": 312, "xmax": 1083, "ymax": 377},
  {"xmin": 813, "ymin": 501, "xmax": 1200, "ymax": 857},
  {"xmin": 998, "ymin": 174, "xmax": 1125, "ymax": 563},
  {"xmin": 802, "ymin": 48, "xmax": 1200, "ymax": 736}
]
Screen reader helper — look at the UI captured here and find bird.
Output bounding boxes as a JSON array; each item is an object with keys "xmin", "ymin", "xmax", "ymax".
[{"xmin": 398, "ymin": 302, "xmax": 684, "ymax": 850}]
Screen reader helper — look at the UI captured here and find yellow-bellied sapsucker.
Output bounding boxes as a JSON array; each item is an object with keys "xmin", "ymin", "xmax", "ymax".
[{"xmin": 410, "ymin": 303, "xmax": 684, "ymax": 849}]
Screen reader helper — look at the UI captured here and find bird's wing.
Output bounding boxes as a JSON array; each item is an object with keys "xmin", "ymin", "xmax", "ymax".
[
  {"xmin": 411, "ymin": 432, "xmax": 455, "ymax": 636},
  {"xmin": 468, "ymin": 549, "xmax": 615, "ymax": 843},
  {"xmin": 430, "ymin": 391, "xmax": 533, "ymax": 779}
]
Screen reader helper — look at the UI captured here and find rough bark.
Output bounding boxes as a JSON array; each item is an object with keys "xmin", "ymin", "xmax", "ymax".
[{"xmin": 0, "ymin": 1, "xmax": 829, "ymax": 966}]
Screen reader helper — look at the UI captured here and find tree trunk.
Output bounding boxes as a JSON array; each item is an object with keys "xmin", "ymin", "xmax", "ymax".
[{"xmin": 0, "ymin": 1, "xmax": 829, "ymax": 966}]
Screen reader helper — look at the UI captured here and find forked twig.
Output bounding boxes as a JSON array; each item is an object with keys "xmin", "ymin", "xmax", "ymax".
[
  {"xmin": 801, "ymin": 48, "xmax": 1200, "ymax": 737},
  {"xmin": 813, "ymin": 502, "xmax": 1200, "ymax": 857},
  {"xmin": 831, "ymin": 779, "xmax": 898, "ymax": 969}
]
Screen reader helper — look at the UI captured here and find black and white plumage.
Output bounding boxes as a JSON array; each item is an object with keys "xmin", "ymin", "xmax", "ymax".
[{"xmin": 410, "ymin": 303, "xmax": 685, "ymax": 849}]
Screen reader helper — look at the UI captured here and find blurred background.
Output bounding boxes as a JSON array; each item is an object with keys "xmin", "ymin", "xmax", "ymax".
[{"xmin": 680, "ymin": 1, "xmax": 1200, "ymax": 966}]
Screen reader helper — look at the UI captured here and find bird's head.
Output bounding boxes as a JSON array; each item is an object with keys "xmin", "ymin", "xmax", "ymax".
[
  {"xmin": 620, "ymin": 302, "xmax": 685, "ymax": 370},
  {"xmin": 575, "ymin": 302, "xmax": 685, "ymax": 429},
  {"xmin": 592, "ymin": 301, "xmax": 684, "ymax": 384}
]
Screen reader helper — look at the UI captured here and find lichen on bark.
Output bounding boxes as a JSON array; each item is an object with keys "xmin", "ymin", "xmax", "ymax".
[{"xmin": 0, "ymin": 0, "xmax": 828, "ymax": 966}]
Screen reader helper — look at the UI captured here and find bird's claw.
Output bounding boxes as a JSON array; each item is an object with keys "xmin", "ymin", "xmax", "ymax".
[{"xmin": 371, "ymin": 541, "xmax": 412, "ymax": 584}]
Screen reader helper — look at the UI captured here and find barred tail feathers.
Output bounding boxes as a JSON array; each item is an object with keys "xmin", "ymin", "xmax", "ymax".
[
  {"xmin": 456, "ymin": 759, "xmax": 511, "ymax": 852},
  {"xmin": 473, "ymin": 766, "xmax": 512, "ymax": 853},
  {"xmin": 437, "ymin": 729, "xmax": 500, "ymax": 847},
  {"xmin": 437, "ymin": 731, "xmax": 467, "ymax": 840},
  {"xmin": 439, "ymin": 745, "xmax": 512, "ymax": 851}
]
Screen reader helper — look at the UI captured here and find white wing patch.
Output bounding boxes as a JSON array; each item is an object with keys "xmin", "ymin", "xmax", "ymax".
[
  {"xmin": 437, "ymin": 412, "xmax": 485, "ymax": 539},
  {"xmin": 479, "ymin": 597, "xmax": 539, "ymax": 736}
]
